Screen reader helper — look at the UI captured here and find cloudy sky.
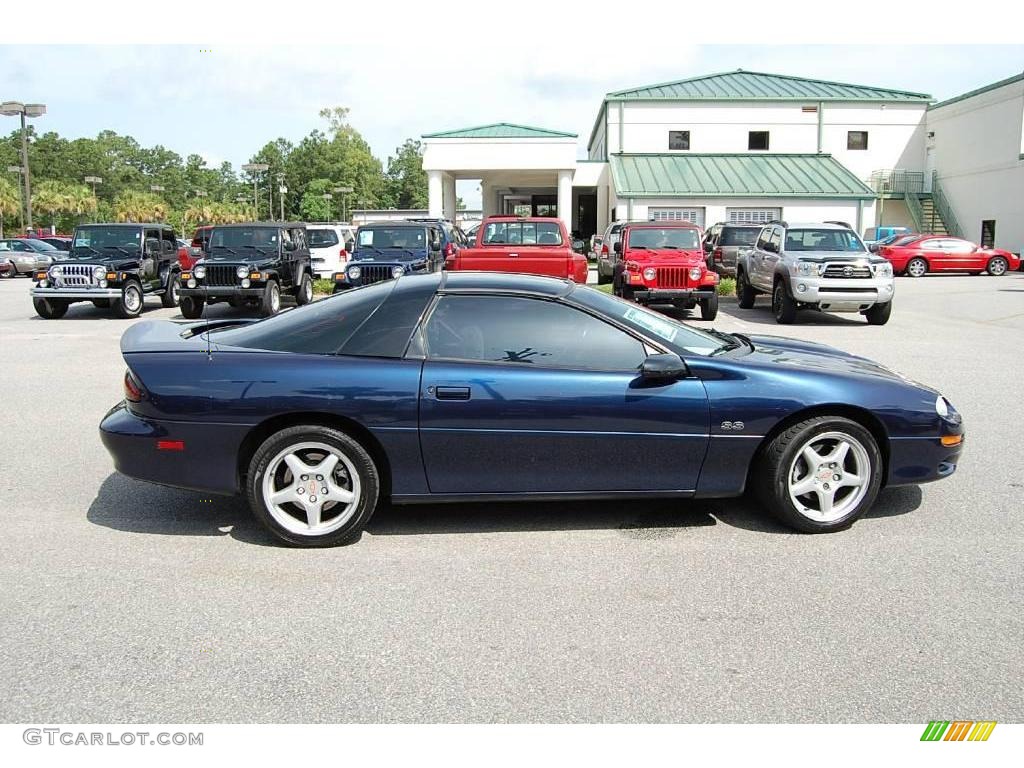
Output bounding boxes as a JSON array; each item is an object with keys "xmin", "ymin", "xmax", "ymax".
[{"xmin": 1, "ymin": 44, "xmax": 1021, "ymax": 206}]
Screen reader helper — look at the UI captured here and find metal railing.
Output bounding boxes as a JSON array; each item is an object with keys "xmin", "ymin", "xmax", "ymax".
[
  {"xmin": 930, "ymin": 173, "xmax": 963, "ymax": 239},
  {"xmin": 867, "ymin": 169, "xmax": 926, "ymax": 195},
  {"xmin": 904, "ymin": 190, "xmax": 925, "ymax": 233}
]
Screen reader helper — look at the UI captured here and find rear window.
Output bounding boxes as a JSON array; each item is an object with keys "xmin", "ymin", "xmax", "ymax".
[
  {"xmin": 891, "ymin": 235, "xmax": 918, "ymax": 247},
  {"xmin": 483, "ymin": 221, "xmax": 563, "ymax": 246},
  {"xmin": 627, "ymin": 227, "xmax": 700, "ymax": 250},
  {"xmin": 357, "ymin": 227, "xmax": 427, "ymax": 249},
  {"xmin": 209, "ymin": 281, "xmax": 396, "ymax": 355},
  {"xmin": 307, "ymin": 228, "xmax": 340, "ymax": 248},
  {"xmin": 719, "ymin": 227, "xmax": 760, "ymax": 246}
]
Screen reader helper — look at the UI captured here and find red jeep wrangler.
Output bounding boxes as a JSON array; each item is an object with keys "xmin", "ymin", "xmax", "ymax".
[{"xmin": 612, "ymin": 222, "xmax": 719, "ymax": 320}]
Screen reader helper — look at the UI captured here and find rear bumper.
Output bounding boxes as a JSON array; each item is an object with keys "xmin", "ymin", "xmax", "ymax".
[
  {"xmin": 31, "ymin": 287, "xmax": 122, "ymax": 300},
  {"xmin": 634, "ymin": 288, "xmax": 716, "ymax": 304},
  {"xmin": 99, "ymin": 402, "xmax": 248, "ymax": 496}
]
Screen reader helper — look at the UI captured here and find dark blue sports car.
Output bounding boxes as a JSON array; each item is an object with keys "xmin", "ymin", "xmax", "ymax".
[{"xmin": 100, "ymin": 272, "xmax": 964, "ymax": 547}]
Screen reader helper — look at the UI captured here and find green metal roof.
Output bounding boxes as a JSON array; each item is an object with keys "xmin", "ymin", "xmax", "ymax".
[
  {"xmin": 929, "ymin": 71, "xmax": 1024, "ymax": 110},
  {"xmin": 607, "ymin": 70, "xmax": 933, "ymax": 102},
  {"xmin": 609, "ymin": 153, "xmax": 876, "ymax": 199},
  {"xmin": 422, "ymin": 122, "xmax": 577, "ymax": 139}
]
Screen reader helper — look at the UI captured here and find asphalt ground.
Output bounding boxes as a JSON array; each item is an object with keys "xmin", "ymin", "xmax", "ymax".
[{"xmin": 0, "ymin": 271, "xmax": 1021, "ymax": 722}]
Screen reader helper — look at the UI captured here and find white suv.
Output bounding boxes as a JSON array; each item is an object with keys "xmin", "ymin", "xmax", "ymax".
[{"xmin": 307, "ymin": 224, "xmax": 356, "ymax": 279}]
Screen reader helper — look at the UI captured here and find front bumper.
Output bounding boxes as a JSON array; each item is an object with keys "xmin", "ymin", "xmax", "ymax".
[
  {"xmin": 790, "ymin": 276, "xmax": 894, "ymax": 311},
  {"xmin": 633, "ymin": 287, "xmax": 716, "ymax": 304},
  {"xmin": 31, "ymin": 286, "xmax": 122, "ymax": 300},
  {"xmin": 887, "ymin": 434, "xmax": 964, "ymax": 486},
  {"xmin": 179, "ymin": 286, "xmax": 265, "ymax": 299}
]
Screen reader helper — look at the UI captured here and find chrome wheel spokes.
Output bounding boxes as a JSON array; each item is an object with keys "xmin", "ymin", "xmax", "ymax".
[
  {"xmin": 262, "ymin": 441, "xmax": 361, "ymax": 535},
  {"xmin": 787, "ymin": 431, "xmax": 871, "ymax": 523}
]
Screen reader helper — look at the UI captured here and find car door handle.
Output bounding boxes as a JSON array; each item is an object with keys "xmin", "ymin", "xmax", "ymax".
[
  {"xmin": 434, "ymin": 386, "xmax": 471, "ymax": 401},
  {"xmin": 508, "ymin": 252, "xmax": 519, "ymax": 258}
]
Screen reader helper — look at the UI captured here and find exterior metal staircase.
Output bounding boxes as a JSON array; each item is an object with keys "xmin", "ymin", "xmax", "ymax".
[{"xmin": 867, "ymin": 169, "xmax": 961, "ymax": 238}]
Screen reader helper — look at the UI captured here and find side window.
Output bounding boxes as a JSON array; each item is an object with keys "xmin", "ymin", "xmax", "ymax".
[
  {"xmin": 919, "ymin": 239, "xmax": 942, "ymax": 249},
  {"xmin": 755, "ymin": 228, "xmax": 771, "ymax": 250},
  {"xmin": 423, "ymin": 295, "xmax": 646, "ymax": 371},
  {"xmin": 161, "ymin": 230, "xmax": 176, "ymax": 254},
  {"xmin": 768, "ymin": 228, "xmax": 783, "ymax": 253},
  {"xmin": 428, "ymin": 227, "xmax": 441, "ymax": 250},
  {"xmin": 144, "ymin": 229, "xmax": 160, "ymax": 251},
  {"xmin": 293, "ymin": 229, "xmax": 307, "ymax": 250}
]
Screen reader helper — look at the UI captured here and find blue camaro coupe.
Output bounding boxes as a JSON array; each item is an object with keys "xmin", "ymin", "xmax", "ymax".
[{"xmin": 100, "ymin": 272, "xmax": 964, "ymax": 547}]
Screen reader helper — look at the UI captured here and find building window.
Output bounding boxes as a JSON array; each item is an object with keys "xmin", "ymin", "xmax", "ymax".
[
  {"xmin": 727, "ymin": 208, "xmax": 781, "ymax": 225},
  {"xmin": 648, "ymin": 207, "xmax": 704, "ymax": 226},
  {"xmin": 847, "ymin": 131, "xmax": 869, "ymax": 150},
  {"xmin": 668, "ymin": 130, "xmax": 690, "ymax": 150},
  {"xmin": 748, "ymin": 131, "xmax": 769, "ymax": 151},
  {"xmin": 981, "ymin": 220, "xmax": 996, "ymax": 249}
]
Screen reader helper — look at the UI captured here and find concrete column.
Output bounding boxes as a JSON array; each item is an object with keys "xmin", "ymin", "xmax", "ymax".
[
  {"xmin": 597, "ymin": 182, "xmax": 609, "ymax": 235},
  {"xmin": 427, "ymin": 170, "xmax": 443, "ymax": 218},
  {"xmin": 442, "ymin": 173, "xmax": 456, "ymax": 221},
  {"xmin": 557, "ymin": 170, "xmax": 573, "ymax": 231}
]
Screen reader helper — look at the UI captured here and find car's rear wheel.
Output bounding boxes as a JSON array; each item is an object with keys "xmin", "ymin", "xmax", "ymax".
[
  {"xmin": 259, "ymin": 280, "xmax": 281, "ymax": 317},
  {"xmin": 736, "ymin": 269, "xmax": 756, "ymax": 309},
  {"xmin": 863, "ymin": 300, "xmax": 892, "ymax": 325},
  {"xmin": 161, "ymin": 274, "xmax": 181, "ymax": 308},
  {"xmin": 246, "ymin": 425, "xmax": 380, "ymax": 547},
  {"xmin": 33, "ymin": 297, "xmax": 69, "ymax": 319},
  {"xmin": 295, "ymin": 272, "xmax": 313, "ymax": 305},
  {"xmin": 905, "ymin": 257, "xmax": 928, "ymax": 277},
  {"xmin": 755, "ymin": 416, "xmax": 883, "ymax": 533},
  {"xmin": 699, "ymin": 292, "xmax": 719, "ymax": 320},
  {"xmin": 179, "ymin": 295, "xmax": 205, "ymax": 319},
  {"xmin": 113, "ymin": 280, "xmax": 144, "ymax": 319},
  {"xmin": 986, "ymin": 256, "xmax": 1008, "ymax": 276},
  {"xmin": 772, "ymin": 282, "xmax": 797, "ymax": 324}
]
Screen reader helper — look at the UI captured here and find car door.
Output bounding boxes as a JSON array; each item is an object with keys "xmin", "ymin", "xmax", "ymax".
[
  {"xmin": 416, "ymin": 294, "xmax": 710, "ymax": 494},
  {"xmin": 915, "ymin": 238, "xmax": 945, "ymax": 270},
  {"xmin": 942, "ymin": 238, "xmax": 980, "ymax": 271},
  {"xmin": 750, "ymin": 226, "xmax": 775, "ymax": 290}
]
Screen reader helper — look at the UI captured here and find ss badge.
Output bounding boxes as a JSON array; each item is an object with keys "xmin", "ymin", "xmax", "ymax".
[{"xmin": 720, "ymin": 421, "xmax": 745, "ymax": 431}]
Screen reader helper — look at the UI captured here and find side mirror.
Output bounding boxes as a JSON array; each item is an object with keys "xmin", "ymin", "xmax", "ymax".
[
  {"xmin": 613, "ymin": 241, "xmax": 622, "ymax": 254},
  {"xmin": 571, "ymin": 238, "xmax": 584, "ymax": 252},
  {"xmin": 703, "ymin": 241, "xmax": 713, "ymax": 253},
  {"xmin": 641, "ymin": 353, "xmax": 687, "ymax": 381}
]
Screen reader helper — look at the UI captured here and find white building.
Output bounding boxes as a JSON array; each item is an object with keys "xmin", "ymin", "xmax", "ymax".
[{"xmin": 421, "ymin": 69, "xmax": 1022, "ymax": 251}]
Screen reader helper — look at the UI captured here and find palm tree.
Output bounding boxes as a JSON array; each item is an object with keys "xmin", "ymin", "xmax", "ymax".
[
  {"xmin": 114, "ymin": 190, "xmax": 166, "ymax": 223},
  {"xmin": 0, "ymin": 177, "xmax": 20, "ymax": 238},
  {"xmin": 64, "ymin": 184, "xmax": 96, "ymax": 223},
  {"xmin": 32, "ymin": 180, "xmax": 74, "ymax": 233}
]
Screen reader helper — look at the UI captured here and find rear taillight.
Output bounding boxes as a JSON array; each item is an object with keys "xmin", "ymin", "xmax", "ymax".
[
  {"xmin": 601, "ymin": 244, "xmax": 609, "ymax": 255},
  {"xmin": 713, "ymin": 247, "xmax": 723, "ymax": 263},
  {"xmin": 124, "ymin": 369, "xmax": 145, "ymax": 402},
  {"xmin": 339, "ymin": 248, "xmax": 349, "ymax": 262},
  {"xmin": 444, "ymin": 242, "xmax": 456, "ymax": 258}
]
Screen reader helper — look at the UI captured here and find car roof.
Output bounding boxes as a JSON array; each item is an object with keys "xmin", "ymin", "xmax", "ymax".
[
  {"xmin": 213, "ymin": 222, "xmax": 305, "ymax": 228},
  {"xmin": 439, "ymin": 270, "xmax": 573, "ymax": 297},
  {"xmin": 626, "ymin": 222, "xmax": 700, "ymax": 229},
  {"xmin": 784, "ymin": 222, "xmax": 850, "ymax": 230},
  {"xmin": 77, "ymin": 222, "xmax": 172, "ymax": 228}
]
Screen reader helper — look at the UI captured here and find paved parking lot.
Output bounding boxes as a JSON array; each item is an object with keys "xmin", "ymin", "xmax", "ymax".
[{"xmin": 0, "ymin": 273, "xmax": 1022, "ymax": 723}]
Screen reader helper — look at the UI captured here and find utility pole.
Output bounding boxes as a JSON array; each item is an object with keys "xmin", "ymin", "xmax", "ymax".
[{"xmin": 1, "ymin": 101, "xmax": 46, "ymax": 231}]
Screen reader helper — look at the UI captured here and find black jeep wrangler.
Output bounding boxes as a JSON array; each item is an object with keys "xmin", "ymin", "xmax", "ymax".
[
  {"xmin": 179, "ymin": 222, "xmax": 313, "ymax": 318},
  {"xmin": 30, "ymin": 223, "xmax": 181, "ymax": 319}
]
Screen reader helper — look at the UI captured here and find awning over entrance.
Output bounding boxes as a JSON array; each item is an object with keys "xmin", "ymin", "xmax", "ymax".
[{"xmin": 609, "ymin": 153, "xmax": 876, "ymax": 199}]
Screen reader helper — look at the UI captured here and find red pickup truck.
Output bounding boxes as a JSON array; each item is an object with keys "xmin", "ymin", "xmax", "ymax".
[
  {"xmin": 445, "ymin": 216, "xmax": 588, "ymax": 283},
  {"xmin": 612, "ymin": 222, "xmax": 719, "ymax": 320}
]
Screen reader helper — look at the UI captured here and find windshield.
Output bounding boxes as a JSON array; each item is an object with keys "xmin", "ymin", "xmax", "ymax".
[
  {"xmin": 785, "ymin": 229, "xmax": 866, "ymax": 253},
  {"xmin": 628, "ymin": 227, "xmax": 701, "ymax": 250},
  {"xmin": 570, "ymin": 286, "xmax": 727, "ymax": 357},
  {"xmin": 483, "ymin": 221, "xmax": 563, "ymax": 246},
  {"xmin": 208, "ymin": 227, "xmax": 279, "ymax": 258},
  {"xmin": 719, "ymin": 227, "xmax": 760, "ymax": 246},
  {"xmin": 357, "ymin": 227, "xmax": 427, "ymax": 249},
  {"xmin": 71, "ymin": 227, "xmax": 142, "ymax": 257}
]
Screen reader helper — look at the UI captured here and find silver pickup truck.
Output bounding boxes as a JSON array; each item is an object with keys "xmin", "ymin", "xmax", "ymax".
[{"xmin": 735, "ymin": 221, "xmax": 895, "ymax": 325}]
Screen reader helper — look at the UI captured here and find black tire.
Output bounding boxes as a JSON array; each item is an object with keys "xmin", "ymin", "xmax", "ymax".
[
  {"xmin": 227, "ymin": 297, "xmax": 244, "ymax": 308},
  {"xmin": 986, "ymin": 256, "xmax": 1008, "ymax": 276},
  {"xmin": 179, "ymin": 295, "xmax": 205, "ymax": 319},
  {"xmin": 1, "ymin": 267, "xmax": 14, "ymax": 279},
  {"xmin": 905, "ymin": 257, "xmax": 927, "ymax": 278},
  {"xmin": 91, "ymin": 299, "xmax": 111, "ymax": 309},
  {"xmin": 736, "ymin": 269, "xmax": 756, "ymax": 309},
  {"xmin": 113, "ymin": 280, "xmax": 144, "ymax": 319},
  {"xmin": 246, "ymin": 424, "xmax": 380, "ymax": 548},
  {"xmin": 863, "ymin": 301, "xmax": 892, "ymax": 325},
  {"xmin": 33, "ymin": 297, "xmax": 69, "ymax": 319},
  {"xmin": 754, "ymin": 415, "xmax": 883, "ymax": 533},
  {"xmin": 597, "ymin": 268, "xmax": 611, "ymax": 285},
  {"xmin": 700, "ymin": 292, "xmax": 719, "ymax": 321},
  {"xmin": 294, "ymin": 272, "xmax": 313, "ymax": 306},
  {"xmin": 259, "ymin": 280, "xmax": 281, "ymax": 317},
  {"xmin": 161, "ymin": 273, "xmax": 180, "ymax": 308},
  {"xmin": 772, "ymin": 281, "xmax": 798, "ymax": 324}
]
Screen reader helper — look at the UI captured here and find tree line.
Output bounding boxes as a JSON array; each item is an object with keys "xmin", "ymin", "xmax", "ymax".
[{"xmin": 0, "ymin": 106, "xmax": 429, "ymax": 236}]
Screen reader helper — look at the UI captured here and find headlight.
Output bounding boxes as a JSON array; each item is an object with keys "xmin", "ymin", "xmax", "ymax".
[
  {"xmin": 99, "ymin": 279, "xmax": 108, "ymax": 288},
  {"xmin": 689, "ymin": 266, "xmax": 702, "ymax": 280},
  {"xmin": 642, "ymin": 267, "xmax": 657, "ymax": 281},
  {"xmin": 348, "ymin": 265, "xmax": 361, "ymax": 280},
  {"xmin": 792, "ymin": 261, "xmax": 816, "ymax": 277},
  {"xmin": 872, "ymin": 262, "xmax": 894, "ymax": 278},
  {"xmin": 92, "ymin": 266, "xmax": 105, "ymax": 280},
  {"xmin": 240, "ymin": 278, "xmax": 251, "ymax": 288},
  {"xmin": 236, "ymin": 265, "xmax": 249, "ymax": 279},
  {"xmin": 392, "ymin": 265, "xmax": 405, "ymax": 278},
  {"xmin": 935, "ymin": 394, "xmax": 962, "ymax": 424},
  {"xmin": 187, "ymin": 279, "xmax": 196, "ymax": 288},
  {"xmin": 194, "ymin": 265, "xmax": 206, "ymax": 279},
  {"xmin": 49, "ymin": 265, "xmax": 62, "ymax": 278}
]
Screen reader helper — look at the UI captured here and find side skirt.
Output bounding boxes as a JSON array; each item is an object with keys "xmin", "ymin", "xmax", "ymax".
[{"xmin": 391, "ymin": 489, "xmax": 696, "ymax": 505}]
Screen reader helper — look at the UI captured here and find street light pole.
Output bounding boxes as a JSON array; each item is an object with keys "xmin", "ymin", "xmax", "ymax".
[
  {"xmin": 1, "ymin": 101, "xmax": 46, "ymax": 232},
  {"xmin": 84, "ymin": 176, "xmax": 102, "ymax": 222},
  {"xmin": 276, "ymin": 174, "xmax": 286, "ymax": 221},
  {"xmin": 7, "ymin": 166, "xmax": 24, "ymax": 231},
  {"xmin": 241, "ymin": 163, "xmax": 269, "ymax": 221},
  {"xmin": 321, "ymin": 193, "xmax": 333, "ymax": 223},
  {"xmin": 333, "ymin": 186, "xmax": 353, "ymax": 223}
]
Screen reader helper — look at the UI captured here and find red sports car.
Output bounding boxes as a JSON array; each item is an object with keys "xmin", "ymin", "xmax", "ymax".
[{"xmin": 880, "ymin": 235, "xmax": 1019, "ymax": 277}]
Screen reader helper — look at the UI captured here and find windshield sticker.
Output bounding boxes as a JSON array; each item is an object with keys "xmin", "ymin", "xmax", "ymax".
[{"xmin": 622, "ymin": 307, "xmax": 678, "ymax": 342}]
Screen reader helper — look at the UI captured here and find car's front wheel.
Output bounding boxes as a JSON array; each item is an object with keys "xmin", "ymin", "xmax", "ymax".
[
  {"xmin": 755, "ymin": 416, "xmax": 883, "ymax": 533},
  {"xmin": 113, "ymin": 280, "xmax": 144, "ymax": 319},
  {"xmin": 699, "ymin": 292, "xmax": 719, "ymax": 320},
  {"xmin": 986, "ymin": 256, "xmax": 1008, "ymax": 276},
  {"xmin": 259, "ymin": 280, "xmax": 281, "ymax": 317},
  {"xmin": 736, "ymin": 269, "xmax": 756, "ymax": 309},
  {"xmin": 179, "ymin": 295, "xmax": 205, "ymax": 319},
  {"xmin": 772, "ymin": 282, "xmax": 797, "ymax": 324},
  {"xmin": 33, "ymin": 297, "xmax": 69, "ymax": 319},
  {"xmin": 246, "ymin": 425, "xmax": 380, "ymax": 547},
  {"xmin": 863, "ymin": 300, "xmax": 892, "ymax": 325}
]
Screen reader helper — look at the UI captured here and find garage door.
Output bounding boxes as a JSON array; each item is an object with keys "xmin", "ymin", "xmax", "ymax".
[
  {"xmin": 648, "ymin": 207, "xmax": 704, "ymax": 226},
  {"xmin": 727, "ymin": 208, "xmax": 781, "ymax": 225}
]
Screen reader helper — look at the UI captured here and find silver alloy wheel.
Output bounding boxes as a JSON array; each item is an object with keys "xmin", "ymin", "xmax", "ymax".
[
  {"xmin": 270, "ymin": 283, "xmax": 281, "ymax": 312},
  {"xmin": 124, "ymin": 284, "xmax": 142, "ymax": 312},
  {"xmin": 304, "ymin": 276, "xmax": 313, "ymax": 301},
  {"xmin": 988, "ymin": 257, "xmax": 1007, "ymax": 276},
  {"xmin": 787, "ymin": 431, "xmax": 871, "ymax": 523},
  {"xmin": 170, "ymin": 278, "xmax": 179, "ymax": 302},
  {"xmin": 907, "ymin": 258, "xmax": 927, "ymax": 277},
  {"xmin": 261, "ymin": 441, "xmax": 361, "ymax": 536}
]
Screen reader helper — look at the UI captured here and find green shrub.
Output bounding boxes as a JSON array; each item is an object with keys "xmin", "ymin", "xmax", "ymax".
[
  {"xmin": 717, "ymin": 277, "xmax": 736, "ymax": 296},
  {"xmin": 313, "ymin": 278, "xmax": 335, "ymax": 296}
]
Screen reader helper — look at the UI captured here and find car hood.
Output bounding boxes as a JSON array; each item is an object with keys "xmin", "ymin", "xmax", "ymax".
[
  {"xmin": 626, "ymin": 249, "xmax": 704, "ymax": 263},
  {"xmin": 742, "ymin": 334, "xmax": 929, "ymax": 388},
  {"xmin": 787, "ymin": 250, "xmax": 886, "ymax": 263}
]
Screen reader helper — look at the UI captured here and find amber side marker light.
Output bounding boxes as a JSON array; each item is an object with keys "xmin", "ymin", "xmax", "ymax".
[
  {"xmin": 940, "ymin": 435, "xmax": 963, "ymax": 447},
  {"xmin": 35, "ymin": 272, "xmax": 47, "ymax": 280},
  {"xmin": 334, "ymin": 273, "xmax": 345, "ymax": 280},
  {"xmin": 106, "ymin": 272, "xmax": 117, "ymax": 280}
]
